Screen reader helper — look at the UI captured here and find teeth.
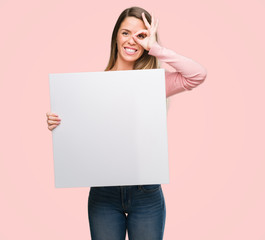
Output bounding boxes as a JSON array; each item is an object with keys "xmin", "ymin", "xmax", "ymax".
[{"xmin": 125, "ymin": 48, "xmax": 136, "ymax": 53}]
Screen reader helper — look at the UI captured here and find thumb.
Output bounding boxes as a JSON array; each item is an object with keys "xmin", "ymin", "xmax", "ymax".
[{"xmin": 132, "ymin": 34, "xmax": 141, "ymax": 44}]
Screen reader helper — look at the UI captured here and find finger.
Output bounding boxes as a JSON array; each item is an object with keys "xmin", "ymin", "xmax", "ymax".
[
  {"xmin": 132, "ymin": 35, "xmax": 140, "ymax": 45},
  {"xmin": 154, "ymin": 18, "xmax": 159, "ymax": 32},
  {"xmin": 48, "ymin": 125, "xmax": 58, "ymax": 131},
  {"xmin": 47, "ymin": 120, "xmax": 61, "ymax": 125},
  {"xmin": 142, "ymin": 12, "xmax": 151, "ymax": 29},
  {"xmin": 151, "ymin": 12, "xmax": 155, "ymax": 28},
  {"xmin": 48, "ymin": 116, "xmax": 61, "ymax": 121},
  {"xmin": 134, "ymin": 29, "xmax": 149, "ymax": 38},
  {"xmin": 46, "ymin": 112, "xmax": 58, "ymax": 117},
  {"xmin": 132, "ymin": 32, "xmax": 147, "ymax": 45}
]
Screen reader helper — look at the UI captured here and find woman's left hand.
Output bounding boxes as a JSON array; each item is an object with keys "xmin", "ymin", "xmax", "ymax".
[{"xmin": 132, "ymin": 12, "xmax": 159, "ymax": 51}]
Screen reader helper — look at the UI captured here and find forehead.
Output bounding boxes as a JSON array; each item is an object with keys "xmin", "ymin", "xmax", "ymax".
[{"xmin": 119, "ymin": 17, "xmax": 146, "ymax": 32}]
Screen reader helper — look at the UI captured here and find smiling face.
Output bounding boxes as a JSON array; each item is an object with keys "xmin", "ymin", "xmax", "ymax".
[{"xmin": 114, "ymin": 17, "xmax": 147, "ymax": 70}]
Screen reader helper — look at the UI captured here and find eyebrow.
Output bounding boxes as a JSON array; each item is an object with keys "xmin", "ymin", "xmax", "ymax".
[{"xmin": 120, "ymin": 29, "xmax": 131, "ymax": 32}]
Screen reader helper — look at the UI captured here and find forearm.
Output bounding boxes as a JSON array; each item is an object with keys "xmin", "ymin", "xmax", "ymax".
[{"xmin": 148, "ymin": 42, "xmax": 207, "ymax": 97}]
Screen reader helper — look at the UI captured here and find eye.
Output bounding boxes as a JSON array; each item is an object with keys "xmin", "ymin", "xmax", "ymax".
[
  {"xmin": 137, "ymin": 34, "xmax": 146, "ymax": 39},
  {"xmin": 122, "ymin": 31, "xmax": 128, "ymax": 36}
]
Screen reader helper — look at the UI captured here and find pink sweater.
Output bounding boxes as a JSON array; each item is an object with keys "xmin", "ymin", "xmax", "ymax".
[{"xmin": 148, "ymin": 42, "xmax": 207, "ymax": 97}]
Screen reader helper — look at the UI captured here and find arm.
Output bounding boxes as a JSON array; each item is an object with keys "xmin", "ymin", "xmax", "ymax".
[{"xmin": 148, "ymin": 41, "xmax": 207, "ymax": 97}]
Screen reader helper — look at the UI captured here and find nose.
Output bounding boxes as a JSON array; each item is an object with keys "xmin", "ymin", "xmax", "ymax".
[{"xmin": 128, "ymin": 35, "xmax": 136, "ymax": 45}]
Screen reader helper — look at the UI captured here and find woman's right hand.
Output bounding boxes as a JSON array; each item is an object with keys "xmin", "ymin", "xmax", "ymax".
[{"xmin": 46, "ymin": 112, "xmax": 61, "ymax": 131}]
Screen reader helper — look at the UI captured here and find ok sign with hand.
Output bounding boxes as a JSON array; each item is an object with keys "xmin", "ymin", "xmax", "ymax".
[{"xmin": 132, "ymin": 12, "xmax": 159, "ymax": 51}]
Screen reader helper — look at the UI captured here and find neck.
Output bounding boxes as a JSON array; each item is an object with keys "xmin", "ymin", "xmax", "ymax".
[{"xmin": 111, "ymin": 58, "xmax": 135, "ymax": 71}]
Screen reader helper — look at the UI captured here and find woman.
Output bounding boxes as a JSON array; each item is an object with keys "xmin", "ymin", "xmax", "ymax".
[{"xmin": 46, "ymin": 6, "xmax": 207, "ymax": 240}]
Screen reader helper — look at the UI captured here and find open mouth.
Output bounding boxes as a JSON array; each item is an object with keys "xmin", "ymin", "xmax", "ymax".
[{"xmin": 124, "ymin": 47, "xmax": 138, "ymax": 55}]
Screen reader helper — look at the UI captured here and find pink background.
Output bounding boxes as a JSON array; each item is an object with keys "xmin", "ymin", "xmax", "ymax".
[{"xmin": 1, "ymin": 0, "xmax": 264, "ymax": 239}]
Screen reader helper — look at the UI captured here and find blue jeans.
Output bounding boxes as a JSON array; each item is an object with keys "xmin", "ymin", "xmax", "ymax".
[{"xmin": 88, "ymin": 184, "xmax": 166, "ymax": 240}]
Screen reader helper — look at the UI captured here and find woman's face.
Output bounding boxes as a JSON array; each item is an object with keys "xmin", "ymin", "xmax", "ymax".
[{"xmin": 116, "ymin": 16, "xmax": 147, "ymax": 67}]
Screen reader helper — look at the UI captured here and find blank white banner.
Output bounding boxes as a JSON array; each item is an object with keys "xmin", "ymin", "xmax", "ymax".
[{"xmin": 49, "ymin": 69, "xmax": 169, "ymax": 188}]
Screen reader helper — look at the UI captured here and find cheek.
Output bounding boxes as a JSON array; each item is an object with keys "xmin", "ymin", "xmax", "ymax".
[
  {"xmin": 139, "ymin": 46, "xmax": 145, "ymax": 55},
  {"xmin": 117, "ymin": 35, "xmax": 125, "ymax": 46}
]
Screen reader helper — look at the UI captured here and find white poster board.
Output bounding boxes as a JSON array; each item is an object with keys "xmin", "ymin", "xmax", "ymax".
[{"xmin": 49, "ymin": 69, "xmax": 169, "ymax": 188}]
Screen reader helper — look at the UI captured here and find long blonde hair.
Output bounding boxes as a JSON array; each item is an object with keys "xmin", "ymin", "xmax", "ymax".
[{"xmin": 105, "ymin": 6, "xmax": 170, "ymax": 110}]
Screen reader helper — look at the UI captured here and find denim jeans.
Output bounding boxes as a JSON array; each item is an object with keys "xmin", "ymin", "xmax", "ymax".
[{"xmin": 88, "ymin": 184, "xmax": 166, "ymax": 240}]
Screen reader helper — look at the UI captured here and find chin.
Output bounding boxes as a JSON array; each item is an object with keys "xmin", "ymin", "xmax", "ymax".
[{"xmin": 123, "ymin": 53, "xmax": 143, "ymax": 62}]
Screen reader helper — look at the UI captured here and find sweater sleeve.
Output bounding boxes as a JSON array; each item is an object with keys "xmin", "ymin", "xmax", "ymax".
[{"xmin": 148, "ymin": 41, "xmax": 207, "ymax": 97}]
